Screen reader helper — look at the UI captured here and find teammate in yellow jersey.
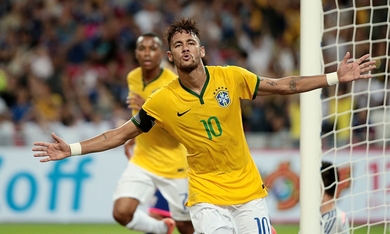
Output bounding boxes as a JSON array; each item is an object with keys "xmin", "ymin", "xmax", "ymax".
[
  {"xmin": 33, "ymin": 18, "xmax": 376, "ymax": 233},
  {"xmin": 113, "ymin": 33, "xmax": 193, "ymax": 234}
]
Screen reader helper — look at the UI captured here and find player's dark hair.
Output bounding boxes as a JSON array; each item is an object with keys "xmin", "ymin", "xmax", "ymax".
[
  {"xmin": 137, "ymin": 32, "xmax": 163, "ymax": 48},
  {"xmin": 321, "ymin": 161, "xmax": 339, "ymax": 197},
  {"xmin": 164, "ymin": 18, "xmax": 200, "ymax": 50}
]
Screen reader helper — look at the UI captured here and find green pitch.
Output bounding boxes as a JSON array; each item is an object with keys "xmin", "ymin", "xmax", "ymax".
[{"xmin": 0, "ymin": 223, "xmax": 387, "ymax": 233}]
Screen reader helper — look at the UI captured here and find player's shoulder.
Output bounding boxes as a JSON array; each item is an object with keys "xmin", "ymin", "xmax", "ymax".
[
  {"xmin": 161, "ymin": 68, "xmax": 178, "ymax": 81},
  {"xmin": 149, "ymin": 78, "xmax": 178, "ymax": 98},
  {"xmin": 206, "ymin": 65, "xmax": 251, "ymax": 74},
  {"xmin": 127, "ymin": 67, "xmax": 142, "ymax": 79},
  {"xmin": 162, "ymin": 67, "xmax": 177, "ymax": 76}
]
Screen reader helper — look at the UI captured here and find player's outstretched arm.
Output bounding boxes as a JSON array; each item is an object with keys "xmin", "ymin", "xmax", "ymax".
[
  {"xmin": 33, "ymin": 120, "xmax": 143, "ymax": 163},
  {"xmin": 257, "ymin": 52, "xmax": 376, "ymax": 96}
]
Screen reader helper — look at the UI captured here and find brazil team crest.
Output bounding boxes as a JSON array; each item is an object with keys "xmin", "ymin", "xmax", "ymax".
[{"xmin": 214, "ymin": 87, "xmax": 231, "ymax": 107}]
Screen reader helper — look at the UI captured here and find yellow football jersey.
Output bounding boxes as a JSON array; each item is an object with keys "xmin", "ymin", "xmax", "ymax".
[
  {"xmin": 142, "ymin": 65, "xmax": 268, "ymax": 206},
  {"xmin": 127, "ymin": 67, "xmax": 188, "ymax": 178}
]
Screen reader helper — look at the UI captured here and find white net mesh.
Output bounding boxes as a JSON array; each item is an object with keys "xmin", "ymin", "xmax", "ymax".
[{"xmin": 321, "ymin": 0, "xmax": 390, "ymax": 233}]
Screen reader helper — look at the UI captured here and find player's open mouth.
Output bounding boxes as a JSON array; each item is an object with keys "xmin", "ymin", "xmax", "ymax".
[{"xmin": 182, "ymin": 54, "xmax": 191, "ymax": 60}]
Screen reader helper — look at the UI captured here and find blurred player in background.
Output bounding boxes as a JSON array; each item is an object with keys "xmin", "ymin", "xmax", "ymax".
[
  {"xmin": 148, "ymin": 190, "xmax": 171, "ymax": 220},
  {"xmin": 33, "ymin": 18, "xmax": 376, "ymax": 233},
  {"xmin": 321, "ymin": 161, "xmax": 350, "ymax": 233},
  {"xmin": 145, "ymin": 190, "xmax": 172, "ymax": 234},
  {"xmin": 114, "ymin": 32, "xmax": 193, "ymax": 234}
]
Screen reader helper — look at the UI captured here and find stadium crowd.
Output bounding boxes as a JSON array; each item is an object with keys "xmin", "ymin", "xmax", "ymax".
[{"xmin": 0, "ymin": 0, "xmax": 388, "ymax": 148}]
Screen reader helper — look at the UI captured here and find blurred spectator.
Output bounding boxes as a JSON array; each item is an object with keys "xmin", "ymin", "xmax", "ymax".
[
  {"xmin": 0, "ymin": 96, "xmax": 14, "ymax": 145},
  {"xmin": 0, "ymin": 0, "xmax": 315, "ymax": 147},
  {"xmin": 0, "ymin": 0, "xmax": 386, "ymax": 148},
  {"xmin": 10, "ymin": 86, "xmax": 32, "ymax": 124},
  {"xmin": 29, "ymin": 45, "xmax": 54, "ymax": 80},
  {"xmin": 28, "ymin": 76, "xmax": 62, "ymax": 127},
  {"xmin": 133, "ymin": 0, "xmax": 163, "ymax": 34}
]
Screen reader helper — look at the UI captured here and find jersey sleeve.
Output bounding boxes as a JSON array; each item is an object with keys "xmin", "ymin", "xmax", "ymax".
[
  {"xmin": 229, "ymin": 66, "xmax": 260, "ymax": 100},
  {"xmin": 141, "ymin": 88, "xmax": 168, "ymax": 128}
]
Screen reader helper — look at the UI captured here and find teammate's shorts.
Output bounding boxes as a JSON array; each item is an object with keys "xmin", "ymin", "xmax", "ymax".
[
  {"xmin": 148, "ymin": 189, "xmax": 171, "ymax": 218},
  {"xmin": 189, "ymin": 198, "xmax": 272, "ymax": 234},
  {"xmin": 113, "ymin": 162, "xmax": 190, "ymax": 221}
]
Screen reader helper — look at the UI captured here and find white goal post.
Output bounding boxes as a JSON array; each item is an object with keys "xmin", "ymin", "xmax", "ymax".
[
  {"xmin": 300, "ymin": 0, "xmax": 323, "ymax": 233},
  {"xmin": 300, "ymin": 0, "xmax": 389, "ymax": 233}
]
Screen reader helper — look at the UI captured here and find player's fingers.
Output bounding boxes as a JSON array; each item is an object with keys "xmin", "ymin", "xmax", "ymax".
[
  {"xmin": 40, "ymin": 157, "xmax": 51, "ymax": 163},
  {"xmin": 359, "ymin": 61, "xmax": 376, "ymax": 71},
  {"xmin": 360, "ymin": 74, "xmax": 373, "ymax": 79},
  {"xmin": 133, "ymin": 93, "xmax": 142, "ymax": 98},
  {"xmin": 32, "ymin": 148, "xmax": 43, "ymax": 153},
  {"xmin": 361, "ymin": 66, "xmax": 375, "ymax": 73},
  {"xmin": 33, "ymin": 141, "xmax": 48, "ymax": 147},
  {"xmin": 341, "ymin": 52, "xmax": 350, "ymax": 65},
  {"xmin": 51, "ymin": 132, "xmax": 62, "ymax": 142},
  {"xmin": 356, "ymin": 54, "xmax": 370, "ymax": 64},
  {"xmin": 129, "ymin": 104, "xmax": 140, "ymax": 110},
  {"xmin": 33, "ymin": 152, "xmax": 49, "ymax": 157}
]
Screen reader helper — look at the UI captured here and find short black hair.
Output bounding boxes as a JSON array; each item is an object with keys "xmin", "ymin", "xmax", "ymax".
[
  {"xmin": 321, "ymin": 161, "xmax": 339, "ymax": 197},
  {"xmin": 164, "ymin": 18, "xmax": 200, "ymax": 50},
  {"xmin": 136, "ymin": 32, "xmax": 163, "ymax": 48}
]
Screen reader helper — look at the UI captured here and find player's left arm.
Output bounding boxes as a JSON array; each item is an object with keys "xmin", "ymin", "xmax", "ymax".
[{"xmin": 257, "ymin": 52, "xmax": 376, "ymax": 96}]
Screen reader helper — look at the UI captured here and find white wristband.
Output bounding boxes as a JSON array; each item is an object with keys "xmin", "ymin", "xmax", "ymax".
[
  {"xmin": 69, "ymin": 143, "xmax": 82, "ymax": 156},
  {"xmin": 326, "ymin": 72, "xmax": 339, "ymax": 86}
]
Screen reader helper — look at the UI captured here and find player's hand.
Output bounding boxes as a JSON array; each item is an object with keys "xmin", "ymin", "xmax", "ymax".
[
  {"xmin": 124, "ymin": 139, "xmax": 135, "ymax": 159},
  {"xmin": 32, "ymin": 133, "xmax": 71, "ymax": 162},
  {"xmin": 126, "ymin": 93, "xmax": 145, "ymax": 111},
  {"xmin": 337, "ymin": 52, "xmax": 376, "ymax": 83},
  {"xmin": 124, "ymin": 144, "xmax": 132, "ymax": 159}
]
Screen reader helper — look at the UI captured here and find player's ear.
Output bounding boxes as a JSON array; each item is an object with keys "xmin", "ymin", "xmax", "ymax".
[
  {"xmin": 167, "ymin": 51, "xmax": 173, "ymax": 62},
  {"xmin": 200, "ymin": 46, "xmax": 205, "ymax": 58}
]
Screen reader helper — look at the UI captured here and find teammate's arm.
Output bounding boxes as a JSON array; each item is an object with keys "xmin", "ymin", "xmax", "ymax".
[
  {"xmin": 124, "ymin": 138, "xmax": 135, "ymax": 159},
  {"xmin": 257, "ymin": 52, "xmax": 375, "ymax": 96},
  {"xmin": 124, "ymin": 92, "xmax": 145, "ymax": 159},
  {"xmin": 127, "ymin": 93, "xmax": 145, "ymax": 111}
]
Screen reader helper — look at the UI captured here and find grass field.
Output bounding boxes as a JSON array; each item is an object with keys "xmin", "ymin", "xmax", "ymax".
[{"xmin": 0, "ymin": 223, "xmax": 388, "ymax": 234}]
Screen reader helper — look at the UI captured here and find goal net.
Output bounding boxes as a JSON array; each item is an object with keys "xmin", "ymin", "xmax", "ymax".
[{"xmin": 319, "ymin": 0, "xmax": 389, "ymax": 233}]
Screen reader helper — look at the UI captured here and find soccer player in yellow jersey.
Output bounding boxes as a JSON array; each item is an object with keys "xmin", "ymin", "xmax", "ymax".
[
  {"xmin": 33, "ymin": 18, "xmax": 376, "ymax": 233},
  {"xmin": 112, "ymin": 33, "xmax": 193, "ymax": 234}
]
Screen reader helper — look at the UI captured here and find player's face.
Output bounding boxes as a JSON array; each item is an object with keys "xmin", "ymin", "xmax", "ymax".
[
  {"xmin": 135, "ymin": 36, "xmax": 163, "ymax": 71},
  {"xmin": 167, "ymin": 31, "xmax": 205, "ymax": 73}
]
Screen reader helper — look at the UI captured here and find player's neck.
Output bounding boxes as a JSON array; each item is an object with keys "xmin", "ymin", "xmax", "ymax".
[
  {"xmin": 320, "ymin": 196, "xmax": 336, "ymax": 214},
  {"xmin": 142, "ymin": 67, "xmax": 162, "ymax": 84},
  {"xmin": 177, "ymin": 65, "xmax": 206, "ymax": 95}
]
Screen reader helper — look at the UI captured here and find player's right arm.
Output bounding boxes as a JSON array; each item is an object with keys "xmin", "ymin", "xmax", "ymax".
[{"xmin": 32, "ymin": 119, "xmax": 143, "ymax": 162}]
